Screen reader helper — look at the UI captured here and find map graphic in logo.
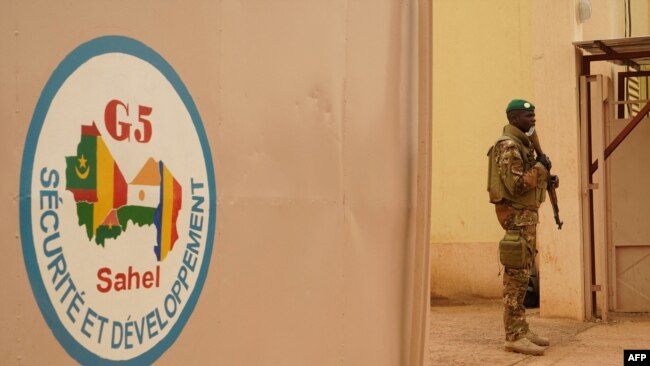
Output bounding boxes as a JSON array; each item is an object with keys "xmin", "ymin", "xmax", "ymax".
[
  {"xmin": 19, "ymin": 36, "xmax": 216, "ymax": 365},
  {"xmin": 65, "ymin": 122, "xmax": 182, "ymax": 261}
]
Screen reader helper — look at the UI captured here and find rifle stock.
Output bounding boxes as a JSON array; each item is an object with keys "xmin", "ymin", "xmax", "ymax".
[{"xmin": 530, "ymin": 131, "xmax": 563, "ymax": 230}]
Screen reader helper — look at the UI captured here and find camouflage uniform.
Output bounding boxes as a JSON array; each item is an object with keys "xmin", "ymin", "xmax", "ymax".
[{"xmin": 491, "ymin": 125, "xmax": 547, "ymax": 342}]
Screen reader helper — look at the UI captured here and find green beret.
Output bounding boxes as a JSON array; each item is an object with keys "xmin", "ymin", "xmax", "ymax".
[{"xmin": 506, "ymin": 99, "xmax": 535, "ymax": 112}]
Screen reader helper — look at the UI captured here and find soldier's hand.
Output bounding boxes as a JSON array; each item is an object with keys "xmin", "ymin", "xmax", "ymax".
[
  {"xmin": 550, "ymin": 175, "xmax": 559, "ymax": 188},
  {"xmin": 536, "ymin": 154, "xmax": 552, "ymax": 171}
]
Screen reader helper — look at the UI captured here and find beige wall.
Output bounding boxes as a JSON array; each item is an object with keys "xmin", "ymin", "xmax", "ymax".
[
  {"xmin": 1, "ymin": 1, "xmax": 428, "ymax": 365},
  {"xmin": 531, "ymin": 0, "xmax": 589, "ymax": 320},
  {"xmin": 431, "ymin": 0, "xmax": 533, "ymax": 299},
  {"xmin": 432, "ymin": 0, "xmax": 647, "ymax": 320}
]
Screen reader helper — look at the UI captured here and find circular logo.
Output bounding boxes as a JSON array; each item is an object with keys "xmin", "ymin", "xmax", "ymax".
[{"xmin": 19, "ymin": 36, "xmax": 216, "ymax": 365}]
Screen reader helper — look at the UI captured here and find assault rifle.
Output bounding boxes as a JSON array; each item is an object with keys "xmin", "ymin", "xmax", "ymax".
[{"xmin": 530, "ymin": 131, "xmax": 563, "ymax": 229}]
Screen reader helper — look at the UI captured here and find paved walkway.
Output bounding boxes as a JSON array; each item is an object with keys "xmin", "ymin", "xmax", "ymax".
[{"xmin": 427, "ymin": 298, "xmax": 650, "ymax": 366}]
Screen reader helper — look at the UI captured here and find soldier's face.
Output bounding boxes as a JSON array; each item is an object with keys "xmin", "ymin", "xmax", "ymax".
[{"xmin": 513, "ymin": 110, "xmax": 536, "ymax": 134}]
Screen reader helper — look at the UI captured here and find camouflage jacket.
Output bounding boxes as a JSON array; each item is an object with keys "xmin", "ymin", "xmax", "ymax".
[{"xmin": 488, "ymin": 124, "xmax": 548, "ymax": 226}]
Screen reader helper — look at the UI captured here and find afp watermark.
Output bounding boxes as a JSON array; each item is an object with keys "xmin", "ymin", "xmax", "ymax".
[{"xmin": 625, "ymin": 350, "xmax": 650, "ymax": 365}]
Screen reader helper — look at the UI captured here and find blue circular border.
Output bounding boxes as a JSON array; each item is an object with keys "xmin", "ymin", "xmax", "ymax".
[{"xmin": 19, "ymin": 35, "xmax": 217, "ymax": 365}]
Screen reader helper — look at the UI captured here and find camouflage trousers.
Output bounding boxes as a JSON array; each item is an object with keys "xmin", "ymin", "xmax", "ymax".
[{"xmin": 502, "ymin": 224, "xmax": 536, "ymax": 341}]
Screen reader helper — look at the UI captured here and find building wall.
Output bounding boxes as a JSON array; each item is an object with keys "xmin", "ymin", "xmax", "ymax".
[
  {"xmin": 531, "ymin": 0, "xmax": 591, "ymax": 320},
  {"xmin": 431, "ymin": 0, "xmax": 533, "ymax": 299},
  {"xmin": 532, "ymin": 0, "xmax": 649, "ymax": 319}
]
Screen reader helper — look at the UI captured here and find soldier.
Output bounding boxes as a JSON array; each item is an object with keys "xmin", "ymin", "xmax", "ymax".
[{"xmin": 487, "ymin": 99, "xmax": 551, "ymax": 356}]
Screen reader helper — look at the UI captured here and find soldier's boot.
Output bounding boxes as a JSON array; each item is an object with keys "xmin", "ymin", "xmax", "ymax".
[
  {"xmin": 504, "ymin": 337, "xmax": 545, "ymax": 356},
  {"xmin": 524, "ymin": 331, "xmax": 549, "ymax": 347}
]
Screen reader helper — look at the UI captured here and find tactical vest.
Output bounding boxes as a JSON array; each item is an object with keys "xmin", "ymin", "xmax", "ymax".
[{"xmin": 487, "ymin": 125, "xmax": 546, "ymax": 209}]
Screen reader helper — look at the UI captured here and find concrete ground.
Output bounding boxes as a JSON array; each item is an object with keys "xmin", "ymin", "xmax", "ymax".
[{"xmin": 427, "ymin": 298, "xmax": 650, "ymax": 366}]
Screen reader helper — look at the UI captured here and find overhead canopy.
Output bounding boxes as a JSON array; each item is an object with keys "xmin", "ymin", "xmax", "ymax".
[
  {"xmin": 575, "ymin": 36, "xmax": 650, "ymax": 71},
  {"xmin": 574, "ymin": 36, "xmax": 650, "ymax": 173}
]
